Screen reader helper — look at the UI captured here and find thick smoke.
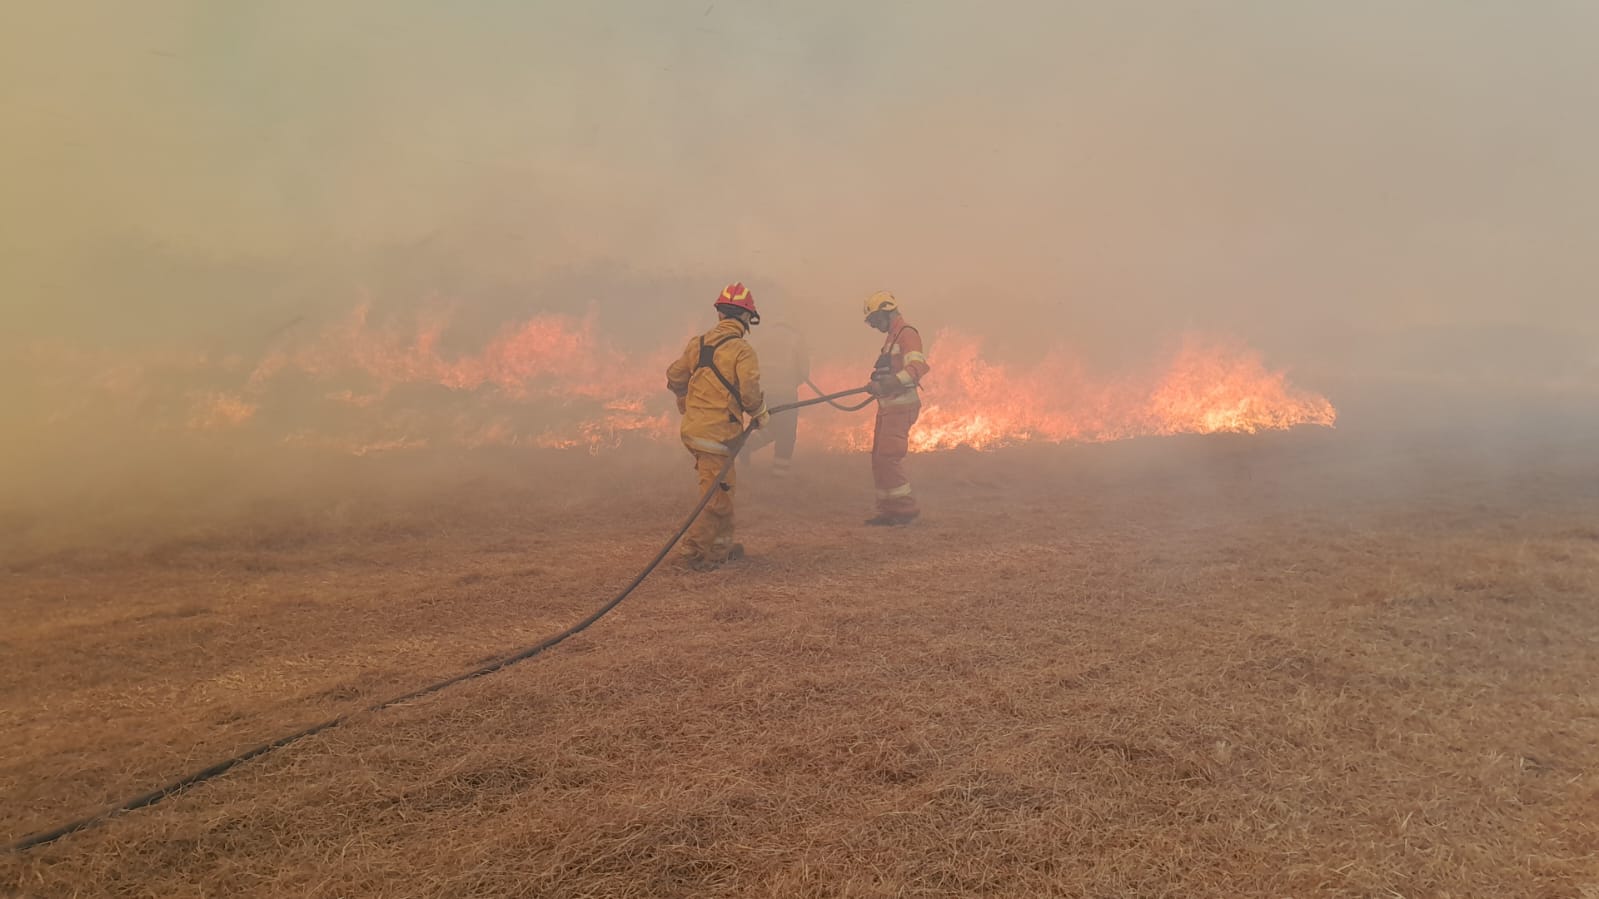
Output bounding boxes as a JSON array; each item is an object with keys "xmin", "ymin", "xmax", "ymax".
[{"xmin": 4, "ymin": 1, "xmax": 1597, "ymax": 498}]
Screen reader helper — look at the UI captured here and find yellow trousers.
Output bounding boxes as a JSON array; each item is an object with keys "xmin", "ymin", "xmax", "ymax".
[{"xmin": 682, "ymin": 449, "xmax": 737, "ymax": 562}]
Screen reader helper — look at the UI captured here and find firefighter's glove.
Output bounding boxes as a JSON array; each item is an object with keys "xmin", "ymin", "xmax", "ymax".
[
  {"xmin": 675, "ymin": 395, "xmax": 688, "ymax": 414},
  {"xmin": 752, "ymin": 408, "xmax": 772, "ymax": 429},
  {"xmin": 869, "ymin": 371, "xmax": 903, "ymax": 397}
]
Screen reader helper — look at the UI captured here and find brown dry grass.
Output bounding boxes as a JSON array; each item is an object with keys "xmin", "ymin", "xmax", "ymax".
[{"xmin": 2, "ymin": 426, "xmax": 1598, "ymax": 898}]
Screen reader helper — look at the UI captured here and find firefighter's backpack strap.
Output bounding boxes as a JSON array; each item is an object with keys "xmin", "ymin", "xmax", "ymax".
[{"xmin": 696, "ymin": 335, "xmax": 743, "ymax": 404}]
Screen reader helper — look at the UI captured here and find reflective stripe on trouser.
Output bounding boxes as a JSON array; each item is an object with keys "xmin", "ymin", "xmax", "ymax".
[
  {"xmin": 871, "ymin": 405, "xmax": 920, "ymax": 516},
  {"xmin": 682, "ymin": 449, "xmax": 737, "ymax": 562}
]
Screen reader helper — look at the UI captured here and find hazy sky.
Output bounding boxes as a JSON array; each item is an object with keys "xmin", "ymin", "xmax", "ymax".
[{"xmin": 4, "ymin": 1, "xmax": 1597, "ymax": 371}]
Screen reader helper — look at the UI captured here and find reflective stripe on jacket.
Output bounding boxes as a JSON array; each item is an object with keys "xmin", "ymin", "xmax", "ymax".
[{"xmin": 877, "ymin": 314, "xmax": 929, "ymax": 409}]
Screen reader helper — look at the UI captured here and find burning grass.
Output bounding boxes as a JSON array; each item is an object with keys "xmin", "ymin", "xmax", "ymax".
[
  {"xmin": 10, "ymin": 307, "xmax": 1335, "ymax": 456},
  {"xmin": 2, "ymin": 428, "xmax": 1597, "ymax": 897}
]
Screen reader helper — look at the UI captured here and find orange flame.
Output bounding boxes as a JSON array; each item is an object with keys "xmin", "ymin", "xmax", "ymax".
[
  {"xmin": 251, "ymin": 305, "xmax": 647, "ymax": 398},
  {"xmin": 187, "ymin": 391, "xmax": 258, "ymax": 430},
  {"xmin": 20, "ymin": 306, "xmax": 1336, "ymax": 455},
  {"xmin": 245, "ymin": 305, "xmax": 672, "ymax": 451},
  {"xmin": 1144, "ymin": 337, "xmax": 1338, "ymax": 435},
  {"xmin": 807, "ymin": 332, "xmax": 1335, "ymax": 452}
]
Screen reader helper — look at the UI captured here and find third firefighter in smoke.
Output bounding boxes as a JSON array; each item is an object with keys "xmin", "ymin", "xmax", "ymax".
[
  {"xmin": 666, "ymin": 283, "xmax": 769, "ymax": 570},
  {"xmin": 863, "ymin": 291, "xmax": 929, "ymax": 525},
  {"xmin": 745, "ymin": 320, "xmax": 810, "ymax": 476}
]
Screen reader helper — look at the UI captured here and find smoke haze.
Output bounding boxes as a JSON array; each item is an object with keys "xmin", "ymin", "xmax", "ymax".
[{"xmin": 4, "ymin": 1, "xmax": 1597, "ymax": 502}]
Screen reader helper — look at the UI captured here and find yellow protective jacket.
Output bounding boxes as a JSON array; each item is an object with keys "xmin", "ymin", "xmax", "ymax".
[{"xmin": 666, "ymin": 318, "xmax": 768, "ymax": 454}]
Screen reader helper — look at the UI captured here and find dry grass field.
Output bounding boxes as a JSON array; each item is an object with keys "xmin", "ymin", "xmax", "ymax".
[{"xmin": 3, "ymin": 415, "xmax": 1597, "ymax": 897}]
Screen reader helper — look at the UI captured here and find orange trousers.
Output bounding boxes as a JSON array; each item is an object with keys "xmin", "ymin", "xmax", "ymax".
[
  {"xmin": 872, "ymin": 405, "xmax": 920, "ymax": 516},
  {"xmin": 682, "ymin": 449, "xmax": 737, "ymax": 562}
]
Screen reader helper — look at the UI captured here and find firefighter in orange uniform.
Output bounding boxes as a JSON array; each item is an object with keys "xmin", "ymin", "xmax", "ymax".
[
  {"xmin": 666, "ymin": 283, "xmax": 770, "ymax": 570},
  {"xmin": 862, "ymin": 291, "xmax": 930, "ymax": 525}
]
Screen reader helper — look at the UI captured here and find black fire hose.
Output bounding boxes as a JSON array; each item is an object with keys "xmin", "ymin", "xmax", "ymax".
[
  {"xmin": 770, "ymin": 385, "xmax": 872, "ymax": 417},
  {"xmin": 805, "ymin": 377, "xmax": 877, "ymax": 412},
  {"xmin": 4, "ymin": 385, "xmax": 872, "ymax": 854}
]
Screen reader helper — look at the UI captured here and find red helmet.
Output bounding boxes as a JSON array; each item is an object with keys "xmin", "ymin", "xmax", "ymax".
[{"xmin": 714, "ymin": 282, "xmax": 760, "ymax": 325}]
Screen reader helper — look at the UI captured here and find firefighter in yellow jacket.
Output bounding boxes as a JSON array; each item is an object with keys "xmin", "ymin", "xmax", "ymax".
[{"xmin": 666, "ymin": 283, "xmax": 770, "ymax": 570}]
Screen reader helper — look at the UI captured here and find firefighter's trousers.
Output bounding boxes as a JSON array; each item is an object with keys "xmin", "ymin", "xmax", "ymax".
[
  {"xmin": 872, "ymin": 404, "xmax": 920, "ymax": 517},
  {"xmin": 682, "ymin": 449, "xmax": 737, "ymax": 562}
]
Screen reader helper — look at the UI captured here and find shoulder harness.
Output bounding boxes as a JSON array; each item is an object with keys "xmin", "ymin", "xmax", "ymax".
[{"xmin": 696, "ymin": 333, "xmax": 743, "ymax": 402}]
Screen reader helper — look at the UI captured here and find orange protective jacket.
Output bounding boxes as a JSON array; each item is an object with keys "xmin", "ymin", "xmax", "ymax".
[
  {"xmin": 666, "ymin": 318, "xmax": 768, "ymax": 454},
  {"xmin": 876, "ymin": 313, "xmax": 930, "ymax": 410}
]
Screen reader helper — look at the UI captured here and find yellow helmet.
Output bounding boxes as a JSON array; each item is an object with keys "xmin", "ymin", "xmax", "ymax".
[{"xmin": 862, "ymin": 290, "xmax": 898, "ymax": 320}]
